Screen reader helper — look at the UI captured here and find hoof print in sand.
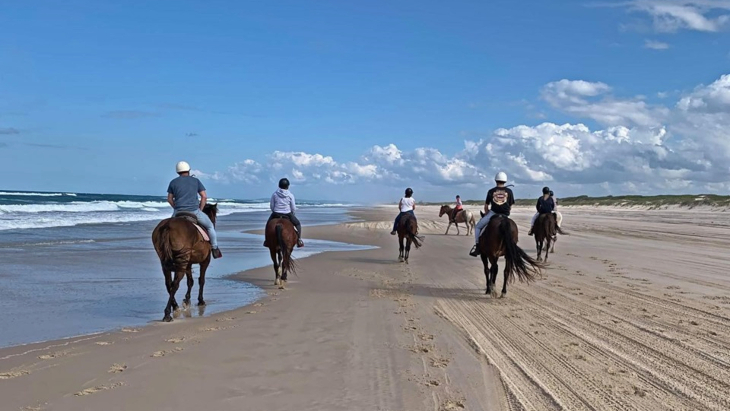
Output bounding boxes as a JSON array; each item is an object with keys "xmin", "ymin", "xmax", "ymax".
[
  {"xmin": 108, "ymin": 363, "xmax": 127, "ymax": 373},
  {"xmin": 74, "ymin": 382, "xmax": 125, "ymax": 396},
  {"xmin": 0, "ymin": 370, "xmax": 30, "ymax": 379}
]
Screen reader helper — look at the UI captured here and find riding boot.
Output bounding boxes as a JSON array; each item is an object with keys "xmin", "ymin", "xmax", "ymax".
[
  {"xmin": 212, "ymin": 247, "xmax": 222, "ymax": 259},
  {"xmin": 528, "ymin": 227, "xmax": 534, "ymax": 236},
  {"xmin": 297, "ymin": 235, "xmax": 304, "ymax": 248},
  {"xmin": 469, "ymin": 244, "xmax": 480, "ymax": 257}
]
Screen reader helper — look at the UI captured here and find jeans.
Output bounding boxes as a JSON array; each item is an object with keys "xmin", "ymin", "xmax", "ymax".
[
  {"xmin": 393, "ymin": 210, "xmax": 415, "ymax": 232},
  {"xmin": 268, "ymin": 212, "xmax": 302, "ymax": 239},
  {"xmin": 174, "ymin": 208, "xmax": 218, "ymax": 248},
  {"xmin": 474, "ymin": 210, "xmax": 495, "ymax": 243},
  {"xmin": 531, "ymin": 211, "xmax": 562, "ymax": 228}
]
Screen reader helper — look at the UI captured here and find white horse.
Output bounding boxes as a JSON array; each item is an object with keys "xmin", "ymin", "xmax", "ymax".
[{"xmin": 438, "ymin": 205, "xmax": 476, "ymax": 236}]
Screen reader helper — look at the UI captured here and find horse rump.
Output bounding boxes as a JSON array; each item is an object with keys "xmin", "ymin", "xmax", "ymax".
[{"xmin": 497, "ymin": 217, "xmax": 544, "ymax": 283}]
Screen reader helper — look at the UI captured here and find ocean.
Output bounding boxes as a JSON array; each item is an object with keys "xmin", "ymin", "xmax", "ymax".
[{"xmin": 0, "ymin": 190, "xmax": 372, "ymax": 348}]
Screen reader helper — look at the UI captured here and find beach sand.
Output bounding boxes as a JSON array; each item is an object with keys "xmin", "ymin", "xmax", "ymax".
[{"xmin": 2, "ymin": 205, "xmax": 730, "ymax": 410}]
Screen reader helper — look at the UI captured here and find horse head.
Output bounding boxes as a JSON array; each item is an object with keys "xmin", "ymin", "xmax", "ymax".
[
  {"xmin": 203, "ymin": 203, "xmax": 218, "ymax": 225},
  {"xmin": 439, "ymin": 205, "xmax": 450, "ymax": 217}
]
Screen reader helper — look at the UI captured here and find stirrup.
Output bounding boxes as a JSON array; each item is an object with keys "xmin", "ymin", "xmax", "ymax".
[{"xmin": 469, "ymin": 245, "xmax": 480, "ymax": 257}]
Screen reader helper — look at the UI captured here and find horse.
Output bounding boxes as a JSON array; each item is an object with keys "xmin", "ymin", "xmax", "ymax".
[
  {"xmin": 477, "ymin": 211, "xmax": 545, "ymax": 298},
  {"xmin": 533, "ymin": 212, "xmax": 566, "ymax": 262},
  {"xmin": 438, "ymin": 205, "xmax": 475, "ymax": 236},
  {"xmin": 264, "ymin": 215, "xmax": 298, "ymax": 289},
  {"xmin": 151, "ymin": 204, "xmax": 218, "ymax": 322},
  {"xmin": 397, "ymin": 212, "xmax": 423, "ymax": 264}
]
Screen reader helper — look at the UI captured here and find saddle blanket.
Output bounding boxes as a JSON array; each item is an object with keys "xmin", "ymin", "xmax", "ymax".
[{"xmin": 175, "ymin": 213, "xmax": 210, "ymax": 242}]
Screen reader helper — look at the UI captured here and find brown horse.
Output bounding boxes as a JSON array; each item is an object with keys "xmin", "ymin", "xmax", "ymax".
[
  {"xmin": 438, "ymin": 205, "xmax": 475, "ymax": 236},
  {"xmin": 397, "ymin": 212, "xmax": 423, "ymax": 264},
  {"xmin": 533, "ymin": 212, "xmax": 566, "ymax": 262},
  {"xmin": 477, "ymin": 211, "xmax": 545, "ymax": 297},
  {"xmin": 151, "ymin": 204, "xmax": 218, "ymax": 322},
  {"xmin": 264, "ymin": 215, "xmax": 298, "ymax": 289}
]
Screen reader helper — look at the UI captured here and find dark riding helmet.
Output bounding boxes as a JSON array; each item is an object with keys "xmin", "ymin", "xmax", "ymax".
[
  {"xmin": 542, "ymin": 186, "xmax": 550, "ymax": 194},
  {"xmin": 549, "ymin": 190, "xmax": 554, "ymax": 196},
  {"xmin": 279, "ymin": 178, "xmax": 290, "ymax": 189},
  {"xmin": 405, "ymin": 187, "xmax": 413, "ymax": 197}
]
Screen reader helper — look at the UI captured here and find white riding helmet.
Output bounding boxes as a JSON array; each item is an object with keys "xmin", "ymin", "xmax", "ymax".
[
  {"xmin": 176, "ymin": 161, "xmax": 191, "ymax": 173},
  {"xmin": 495, "ymin": 171, "xmax": 507, "ymax": 183}
]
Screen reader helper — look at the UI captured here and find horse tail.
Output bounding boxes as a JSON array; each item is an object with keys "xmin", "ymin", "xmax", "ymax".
[
  {"xmin": 498, "ymin": 218, "xmax": 544, "ymax": 283},
  {"xmin": 156, "ymin": 223, "xmax": 176, "ymax": 270},
  {"xmin": 276, "ymin": 223, "xmax": 297, "ymax": 275},
  {"xmin": 405, "ymin": 217, "xmax": 423, "ymax": 248}
]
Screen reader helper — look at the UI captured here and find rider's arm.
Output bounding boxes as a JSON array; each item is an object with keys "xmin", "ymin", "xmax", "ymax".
[
  {"xmin": 484, "ymin": 191, "xmax": 492, "ymax": 213},
  {"xmin": 413, "ymin": 201, "xmax": 416, "ymax": 211},
  {"xmin": 167, "ymin": 193, "xmax": 175, "ymax": 208},
  {"xmin": 398, "ymin": 199, "xmax": 402, "ymax": 210},
  {"xmin": 290, "ymin": 194, "xmax": 297, "ymax": 214},
  {"xmin": 198, "ymin": 190, "xmax": 207, "ymax": 211}
]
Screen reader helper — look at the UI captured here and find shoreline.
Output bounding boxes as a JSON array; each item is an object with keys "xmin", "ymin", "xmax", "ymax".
[
  {"xmin": 3, "ymin": 205, "xmax": 730, "ymax": 410},
  {"xmin": 0, "ymin": 209, "xmax": 372, "ymax": 350}
]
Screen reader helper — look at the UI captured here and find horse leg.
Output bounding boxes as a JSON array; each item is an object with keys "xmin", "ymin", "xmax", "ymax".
[
  {"xmin": 501, "ymin": 264, "xmax": 509, "ymax": 298},
  {"xmin": 183, "ymin": 264, "xmax": 194, "ymax": 308},
  {"xmin": 163, "ymin": 271, "xmax": 185, "ymax": 322},
  {"xmin": 544, "ymin": 237, "xmax": 551, "ymax": 263},
  {"xmin": 398, "ymin": 235, "xmax": 405, "ymax": 262},
  {"xmin": 277, "ymin": 250, "xmax": 286, "ymax": 289},
  {"xmin": 271, "ymin": 249, "xmax": 280, "ymax": 285},
  {"xmin": 536, "ymin": 238, "xmax": 543, "ymax": 262},
  {"xmin": 489, "ymin": 256, "xmax": 499, "ymax": 298},
  {"xmin": 481, "ymin": 254, "xmax": 491, "ymax": 295},
  {"xmin": 550, "ymin": 236, "xmax": 557, "ymax": 253},
  {"xmin": 445, "ymin": 221, "xmax": 450, "ymax": 235},
  {"xmin": 405, "ymin": 237, "xmax": 411, "ymax": 264},
  {"xmin": 454, "ymin": 222, "xmax": 460, "ymax": 236},
  {"xmin": 198, "ymin": 258, "xmax": 210, "ymax": 306}
]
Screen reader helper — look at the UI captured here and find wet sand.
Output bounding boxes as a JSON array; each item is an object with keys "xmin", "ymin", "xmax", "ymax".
[{"xmin": 2, "ymin": 205, "xmax": 730, "ymax": 410}]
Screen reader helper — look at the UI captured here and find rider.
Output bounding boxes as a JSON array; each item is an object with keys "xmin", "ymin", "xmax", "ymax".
[
  {"xmin": 266, "ymin": 178, "xmax": 304, "ymax": 248},
  {"xmin": 469, "ymin": 172, "xmax": 514, "ymax": 257},
  {"xmin": 528, "ymin": 186, "xmax": 555, "ymax": 236},
  {"xmin": 167, "ymin": 161, "xmax": 222, "ymax": 259},
  {"xmin": 550, "ymin": 190, "xmax": 563, "ymax": 228},
  {"xmin": 390, "ymin": 188, "xmax": 416, "ymax": 235},
  {"xmin": 451, "ymin": 195, "xmax": 463, "ymax": 223}
]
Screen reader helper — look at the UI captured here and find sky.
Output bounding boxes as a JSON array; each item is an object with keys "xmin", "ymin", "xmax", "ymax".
[{"xmin": 1, "ymin": 0, "xmax": 729, "ymax": 202}]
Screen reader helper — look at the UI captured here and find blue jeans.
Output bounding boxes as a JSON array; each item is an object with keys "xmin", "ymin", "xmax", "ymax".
[
  {"xmin": 393, "ymin": 210, "xmax": 415, "ymax": 232},
  {"xmin": 173, "ymin": 209, "xmax": 218, "ymax": 248}
]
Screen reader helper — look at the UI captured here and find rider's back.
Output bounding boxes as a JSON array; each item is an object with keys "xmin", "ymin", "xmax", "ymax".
[
  {"xmin": 168, "ymin": 176, "xmax": 204, "ymax": 212},
  {"xmin": 487, "ymin": 186, "xmax": 514, "ymax": 216}
]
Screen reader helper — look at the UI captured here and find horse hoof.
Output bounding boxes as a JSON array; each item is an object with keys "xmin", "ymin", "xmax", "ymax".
[
  {"xmin": 500, "ymin": 292, "xmax": 507, "ymax": 298},
  {"xmin": 274, "ymin": 278, "xmax": 280, "ymax": 286},
  {"xmin": 197, "ymin": 300, "xmax": 206, "ymax": 307},
  {"xmin": 163, "ymin": 315, "xmax": 173, "ymax": 322}
]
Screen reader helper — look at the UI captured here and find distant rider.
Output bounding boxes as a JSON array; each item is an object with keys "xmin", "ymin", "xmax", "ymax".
[
  {"xmin": 469, "ymin": 172, "xmax": 514, "ymax": 257},
  {"xmin": 451, "ymin": 195, "xmax": 463, "ymax": 223},
  {"xmin": 167, "ymin": 161, "xmax": 222, "ymax": 259},
  {"xmin": 266, "ymin": 178, "xmax": 304, "ymax": 248},
  {"xmin": 550, "ymin": 190, "xmax": 563, "ymax": 228},
  {"xmin": 391, "ymin": 188, "xmax": 416, "ymax": 235},
  {"xmin": 528, "ymin": 186, "xmax": 555, "ymax": 236}
]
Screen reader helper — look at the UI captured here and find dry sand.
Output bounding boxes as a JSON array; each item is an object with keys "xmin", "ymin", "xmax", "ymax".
[{"xmin": 2, "ymin": 205, "xmax": 730, "ymax": 410}]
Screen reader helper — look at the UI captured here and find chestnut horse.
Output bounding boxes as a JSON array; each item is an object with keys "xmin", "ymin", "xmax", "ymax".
[
  {"xmin": 152, "ymin": 204, "xmax": 218, "ymax": 322},
  {"xmin": 264, "ymin": 215, "xmax": 298, "ymax": 289},
  {"xmin": 477, "ymin": 211, "xmax": 545, "ymax": 297},
  {"xmin": 438, "ymin": 205, "xmax": 475, "ymax": 236},
  {"xmin": 397, "ymin": 212, "xmax": 423, "ymax": 264}
]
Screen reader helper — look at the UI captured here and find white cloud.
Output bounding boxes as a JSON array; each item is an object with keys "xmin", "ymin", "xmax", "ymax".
[
  {"xmin": 541, "ymin": 79, "xmax": 669, "ymax": 127},
  {"xmin": 618, "ymin": 1, "xmax": 730, "ymax": 33},
  {"xmin": 644, "ymin": 39, "xmax": 671, "ymax": 49},
  {"xmin": 198, "ymin": 73, "xmax": 730, "ymax": 198}
]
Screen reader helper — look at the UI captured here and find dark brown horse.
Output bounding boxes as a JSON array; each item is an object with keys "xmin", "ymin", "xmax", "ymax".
[
  {"xmin": 438, "ymin": 205, "xmax": 476, "ymax": 236},
  {"xmin": 477, "ymin": 211, "xmax": 545, "ymax": 297},
  {"xmin": 533, "ymin": 212, "xmax": 565, "ymax": 262},
  {"xmin": 397, "ymin": 213, "xmax": 423, "ymax": 264},
  {"xmin": 264, "ymin": 215, "xmax": 298, "ymax": 289},
  {"xmin": 152, "ymin": 204, "xmax": 218, "ymax": 322}
]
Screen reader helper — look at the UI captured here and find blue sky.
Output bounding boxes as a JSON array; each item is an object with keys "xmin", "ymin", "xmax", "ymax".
[{"xmin": 1, "ymin": 0, "xmax": 729, "ymax": 201}]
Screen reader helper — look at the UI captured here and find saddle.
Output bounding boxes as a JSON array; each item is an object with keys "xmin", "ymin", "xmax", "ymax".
[
  {"xmin": 270, "ymin": 213, "xmax": 298, "ymax": 233},
  {"xmin": 174, "ymin": 211, "xmax": 210, "ymax": 242}
]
